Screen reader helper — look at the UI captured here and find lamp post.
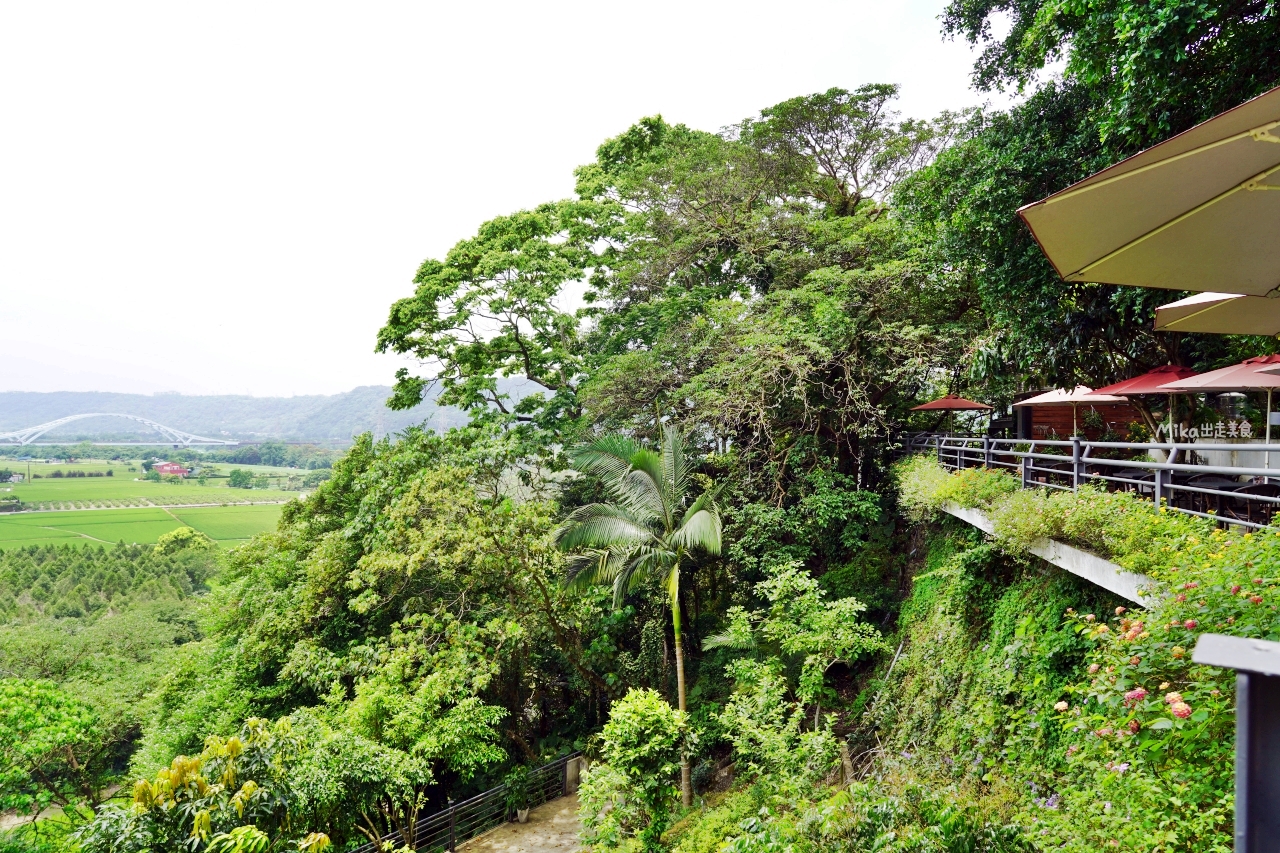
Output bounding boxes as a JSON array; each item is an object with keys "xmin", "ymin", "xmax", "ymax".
[{"xmin": 1193, "ymin": 634, "xmax": 1280, "ymax": 851}]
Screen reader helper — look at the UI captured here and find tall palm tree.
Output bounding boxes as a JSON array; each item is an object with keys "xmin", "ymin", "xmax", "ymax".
[{"xmin": 555, "ymin": 425, "xmax": 722, "ymax": 807}]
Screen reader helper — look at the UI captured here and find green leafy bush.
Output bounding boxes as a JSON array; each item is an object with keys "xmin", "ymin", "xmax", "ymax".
[
  {"xmin": 716, "ymin": 660, "xmax": 838, "ymax": 786},
  {"xmin": 581, "ymin": 689, "xmax": 687, "ymax": 852}
]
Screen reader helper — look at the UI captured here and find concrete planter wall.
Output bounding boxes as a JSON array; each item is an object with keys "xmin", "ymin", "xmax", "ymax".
[{"xmin": 941, "ymin": 503, "xmax": 1156, "ymax": 604}]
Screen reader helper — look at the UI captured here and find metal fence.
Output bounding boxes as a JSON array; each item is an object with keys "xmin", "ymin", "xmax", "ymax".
[
  {"xmin": 349, "ymin": 752, "xmax": 581, "ymax": 853},
  {"xmin": 902, "ymin": 433, "xmax": 1280, "ymax": 531}
]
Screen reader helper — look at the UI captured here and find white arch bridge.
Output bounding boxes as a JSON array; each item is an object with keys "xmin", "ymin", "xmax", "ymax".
[{"xmin": 0, "ymin": 414, "xmax": 240, "ymax": 447}]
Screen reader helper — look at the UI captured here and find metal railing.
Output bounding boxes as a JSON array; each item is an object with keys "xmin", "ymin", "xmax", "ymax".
[
  {"xmin": 350, "ymin": 752, "xmax": 581, "ymax": 853},
  {"xmin": 902, "ymin": 433, "xmax": 1280, "ymax": 531}
]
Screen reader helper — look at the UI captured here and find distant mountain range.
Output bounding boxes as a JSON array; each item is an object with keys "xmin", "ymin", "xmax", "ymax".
[{"xmin": 0, "ymin": 382, "xmax": 532, "ymax": 443}]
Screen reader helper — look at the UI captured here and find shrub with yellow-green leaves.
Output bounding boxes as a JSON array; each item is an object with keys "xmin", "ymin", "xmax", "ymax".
[{"xmin": 76, "ymin": 714, "xmax": 430, "ymax": 853}]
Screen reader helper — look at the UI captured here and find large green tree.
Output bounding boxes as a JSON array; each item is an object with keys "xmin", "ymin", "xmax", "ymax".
[
  {"xmin": 896, "ymin": 1, "xmax": 1280, "ymax": 397},
  {"xmin": 943, "ymin": 0, "xmax": 1280, "ymax": 151}
]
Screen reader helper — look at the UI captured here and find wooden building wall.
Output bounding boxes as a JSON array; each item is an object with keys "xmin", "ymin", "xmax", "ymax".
[{"xmin": 1027, "ymin": 402, "xmax": 1144, "ymax": 440}]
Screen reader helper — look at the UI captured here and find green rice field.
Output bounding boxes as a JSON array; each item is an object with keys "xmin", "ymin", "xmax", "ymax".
[
  {"xmin": 0, "ymin": 504, "xmax": 284, "ymax": 549},
  {"xmin": 1, "ymin": 460, "xmax": 306, "ymax": 511}
]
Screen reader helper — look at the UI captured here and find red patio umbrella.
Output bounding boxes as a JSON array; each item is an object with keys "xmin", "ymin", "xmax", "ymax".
[
  {"xmin": 1092, "ymin": 365, "xmax": 1200, "ymax": 395},
  {"xmin": 910, "ymin": 394, "xmax": 993, "ymax": 411},
  {"xmin": 911, "ymin": 394, "xmax": 992, "ymax": 435},
  {"xmin": 1092, "ymin": 366, "xmax": 1200, "ymax": 441}
]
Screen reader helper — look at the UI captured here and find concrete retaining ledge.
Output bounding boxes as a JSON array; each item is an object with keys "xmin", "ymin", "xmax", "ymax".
[{"xmin": 941, "ymin": 503, "xmax": 1156, "ymax": 604}]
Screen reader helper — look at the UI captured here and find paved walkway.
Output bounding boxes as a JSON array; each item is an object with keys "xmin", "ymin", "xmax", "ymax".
[{"xmin": 460, "ymin": 794, "xmax": 582, "ymax": 853}]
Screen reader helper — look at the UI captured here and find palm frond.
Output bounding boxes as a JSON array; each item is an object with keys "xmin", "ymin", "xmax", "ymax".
[
  {"xmin": 571, "ymin": 435, "xmax": 643, "ymax": 482},
  {"xmin": 613, "ymin": 455, "xmax": 666, "ymax": 524},
  {"xmin": 554, "ymin": 504, "xmax": 655, "ymax": 551},
  {"xmin": 702, "ymin": 630, "xmax": 756, "ymax": 651},
  {"xmin": 673, "ymin": 488, "xmax": 723, "ymax": 555},
  {"xmin": 564, "ymin": 545, "xmax": 633, "ymax": 594},
  {"xmin": 606, "ymin": 545, "xmax": 671, "ymax": 605},
  {"xmin": 680, "ymin": 485, "xmax": 723, "ymax": 527},
  {"xmin": 661, "ymin": 425, "xmax": 688, "ymax": 513}
]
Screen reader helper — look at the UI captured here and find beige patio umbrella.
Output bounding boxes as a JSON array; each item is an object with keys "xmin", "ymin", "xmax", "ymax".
[
  {"xmin": 1154, "ymin": 292, "xmax": 1280, "ymax": 336},
  {"xmin": 1012, "ymin": 386, "xmax": 1127, "ymax": 436},
  {"xmin": 1018, "ymin": 84, "xmax": 1280, "ymax": 296}
]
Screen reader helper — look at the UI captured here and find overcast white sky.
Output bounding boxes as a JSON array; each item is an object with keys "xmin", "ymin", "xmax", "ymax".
[{"xmin": 0, "ymin": 1, "xmax": 1008, "ymax": 397}]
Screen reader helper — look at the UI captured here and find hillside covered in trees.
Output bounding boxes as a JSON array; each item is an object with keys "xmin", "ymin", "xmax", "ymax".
[
  {"xmin": 0, "ymin": 385, "xmax": 511, "ymax": 443},
  {"xmin": 7, "ymin": 1, "xmax": 1280, "ymax": 851}
]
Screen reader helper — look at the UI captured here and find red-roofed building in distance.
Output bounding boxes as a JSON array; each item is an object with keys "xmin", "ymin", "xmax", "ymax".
[{"xmin": 153, "ymin": 462, "xmax": 189, "ymax": 478}]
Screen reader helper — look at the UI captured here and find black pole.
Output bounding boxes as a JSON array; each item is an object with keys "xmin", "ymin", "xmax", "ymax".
[
  {"xmin": 1193, "ymin": 634, "xmax": 1280, "ymax": 852},
  {"xmin": 448, "ymin": 797, "xmax": 456, "ymax": 852}
]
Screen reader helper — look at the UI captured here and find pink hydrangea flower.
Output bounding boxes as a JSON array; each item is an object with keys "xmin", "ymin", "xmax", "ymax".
[
  {"xmin": 1054, "ymin": 701, "xmax": 1069, "ymax": 712},
  {"xmin": 1124, "ymin": 688, "xmax": 1148, "ymax": 706},
  {"xmin": 1128, "ymin": 719, "xmax": 1141, "ymax": 734},
  {"xmin": 1165, "ymin": 692, "xmax": 1183, "ymax": 704},
  {"xmin": 1171, "ymin": 702, "xmax": 1193, "ymax": 719},
  {"xmin": 1088, "ymin": 664, "xmax": 1100, "ymax": 674},
  {"xmin": 1231, "ymin": 585, "xmax": 1242, "ymax": 595},
  {"xmin": 1184, "ymin": 620, "xmax": 1198, "ymax": 630}
]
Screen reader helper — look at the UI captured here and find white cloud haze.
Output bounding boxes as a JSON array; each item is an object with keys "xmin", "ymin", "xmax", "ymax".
[{"xmin": 0, "ymin": 0, "xmax": 1005, "ymax": 396}]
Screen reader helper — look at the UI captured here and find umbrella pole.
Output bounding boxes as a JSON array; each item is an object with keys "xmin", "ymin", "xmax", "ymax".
[{"xmin": 1168, "ymin": 393, "xmax": 1175, "ymax": 443}]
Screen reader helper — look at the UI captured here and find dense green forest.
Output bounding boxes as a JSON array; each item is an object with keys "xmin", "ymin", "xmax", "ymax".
[{"xmin": 7, "ymin": 1, "xmax": 1280, "ymax": 850}]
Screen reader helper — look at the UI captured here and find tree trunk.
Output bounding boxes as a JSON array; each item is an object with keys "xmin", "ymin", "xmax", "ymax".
[
  {"xmin": 672, "ymin": 589, "xmax": 692, "ymax": 808},
  {"xmin": 673, "ymin": 630, "xmax": 692, "ymax": 807}
]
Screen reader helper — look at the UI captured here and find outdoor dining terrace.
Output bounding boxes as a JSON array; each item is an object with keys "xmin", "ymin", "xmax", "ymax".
[{"xmin": 902, "ymin": 433, "xmax": 1280, "ymax": 531}]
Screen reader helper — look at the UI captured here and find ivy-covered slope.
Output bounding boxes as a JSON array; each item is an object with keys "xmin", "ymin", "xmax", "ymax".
[{"xmin": 660, "ymin": 458, "xmax": 1280, "ymax": 851}]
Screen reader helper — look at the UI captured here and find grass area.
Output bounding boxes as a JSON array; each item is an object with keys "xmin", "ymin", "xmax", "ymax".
[
  {"xmin": 0, "ymin": 504, "xmax": 284, "ymax": 549},
  {"xmin": 2, "ymin": 460, "xmax": 304, "ymax": 510},
  {"xmin": 169, "ymin": 505, "xmax": 283, "ymax": 542}
]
